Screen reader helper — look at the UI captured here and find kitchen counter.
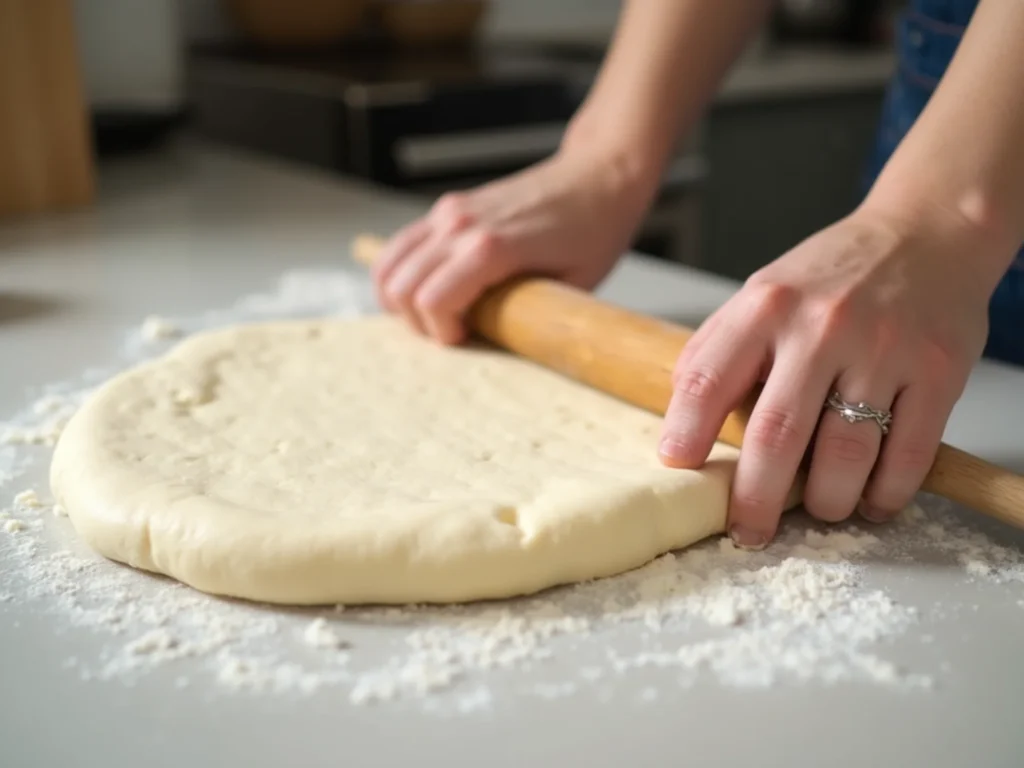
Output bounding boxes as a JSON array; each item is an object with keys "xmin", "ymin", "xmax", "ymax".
[
  {"xmin": 718, "ymin": 43, "xmax": 894, "ymax": 103},
  {"xmin": 2, "ymin": 143, "xmax": 1023, "ymax": 768}
]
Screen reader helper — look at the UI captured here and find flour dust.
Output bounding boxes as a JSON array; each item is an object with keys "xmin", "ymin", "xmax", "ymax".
[{"xmin": 2, "ymin": 269, "xmax": 1023, "ymax": 715}]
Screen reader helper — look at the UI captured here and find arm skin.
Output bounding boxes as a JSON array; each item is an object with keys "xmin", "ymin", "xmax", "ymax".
[
  {"xmin": 864, "ymin": 0, "xmax": 1024, "ymax": 290},
  {"xmin": 656, "ymin": 0, "xmax": 1024, "ymax": 549},
  {"xmin": 372, "ymin": 0, "xmax": 775, "ymax": 343},
  {"xmin": 560, "ymin": 0, "xmax": 775, "ymax": 193}
]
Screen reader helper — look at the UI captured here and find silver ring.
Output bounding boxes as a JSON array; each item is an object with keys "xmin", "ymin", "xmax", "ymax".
[{"xmin": 824, "ymin": 391, "xmax": 892, "ymax": 435}]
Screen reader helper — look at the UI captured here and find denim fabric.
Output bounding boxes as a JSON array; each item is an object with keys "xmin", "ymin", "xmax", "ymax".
[{"xmin": 863, "ymin": 0, "xmax": 1024, "ymax": 365}]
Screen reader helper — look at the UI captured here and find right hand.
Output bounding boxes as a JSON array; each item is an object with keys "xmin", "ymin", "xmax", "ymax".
[{"xmin": 372, "ymin": 146, "xmax": 655, "ymax": 344}]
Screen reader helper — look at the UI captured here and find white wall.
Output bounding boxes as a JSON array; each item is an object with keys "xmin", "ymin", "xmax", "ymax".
[{"xmin": 74, "ymin": 0, "xmax": 184, "ymax": 108}]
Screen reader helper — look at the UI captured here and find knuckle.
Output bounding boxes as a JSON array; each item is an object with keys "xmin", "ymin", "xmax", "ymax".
[
  {"xmin": 806, "ymin": 297, "xmax": 853, "ymax": 343},
  {"xmin": 917, "ymin": 337, "xmax": 967, "ymax": 380},
  {"xmin": 431, "ymin": 192, "xmax": 474, "ymax": 232},
  {"xmin": 671, "ymin": 365, "xmax": 722, "ymax": 402},
  {"xmin": 748, "ymin": 407, "xmax": 804, "ymax": 456},
  {"xmin": 412, "ymin": 288, "xmax": 443, "ymax": 316},
  {"xmin": 730, "ymin": 490, "xmax": 778, "ymax": 518},
  {"xmin": 464, "ymin": 228, "xmax": 499, "ymax": 256},
  {"xmin": 744, "ymin": 279, "xmax": 799, "ymax": 322},
  {"xmin": 461, "ymin": 229, "xmax": 502, "ymax": 263},
  {"xmin": 386, "ymin": 281, "xmax": 414, "ymax": 307}
]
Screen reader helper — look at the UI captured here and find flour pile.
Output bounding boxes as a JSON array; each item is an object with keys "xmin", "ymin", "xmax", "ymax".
[{"xmin": 2, "ymin": 269, "xmax": 1022, "ymax": 713}]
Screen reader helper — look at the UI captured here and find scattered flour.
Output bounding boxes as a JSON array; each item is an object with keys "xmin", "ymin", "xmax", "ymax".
[
  {"xmin": 2, "ymin": 269, "xmax": 1022, "ymax": 714},
  {"xmin": 14, "ymin": 489, "xmax": 42, "ymax": 508},
  {"xmin": 1, "ymin": 413, "xmax": 74, "ymax": 448},
  {"xmin": 127, "ymin": 629, "xmax": 181, "ymax": 655},
  {"xmin": 32, "ymin": 395, "xmax": 64, "ymax": 417},
  {"xmin": 303, "ymin": 618, "xmax": 351, "ymax": 651},
  {"xmin": 140, "ymin": 315, "xmax": 182, "ymax": 342}
]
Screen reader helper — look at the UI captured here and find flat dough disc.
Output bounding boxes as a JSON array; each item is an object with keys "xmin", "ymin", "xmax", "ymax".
[{"xmin": 52, "ymin": 316, "xmax": 753, "ymax": 605}]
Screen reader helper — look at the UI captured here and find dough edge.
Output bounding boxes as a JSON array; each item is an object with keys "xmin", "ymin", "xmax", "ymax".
[{"xmin": 50, "ymin": 320, "xmax": 793, "ymax": 606}]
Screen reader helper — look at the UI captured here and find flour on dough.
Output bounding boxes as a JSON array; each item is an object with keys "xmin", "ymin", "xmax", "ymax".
[{"xmin": 51, "ymin": 316, "xmax": 777, "ymax": 605}]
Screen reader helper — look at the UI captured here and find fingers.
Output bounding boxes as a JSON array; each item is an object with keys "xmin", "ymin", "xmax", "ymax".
[
  {"xmin": 727, "ymin": 349, "xmax": 834, "ymax": 548},
  {"xmin": 413, "ymin": 232, "xmax": 513, "ymax": 345},
  {"xmin": 803, "ymin": 375, "xmax": 898, "ymax": 523},
  {"xmin": 372, "ymin": 219, "xmax": 431, "ymax": 310},
  {"xmin": 373, "ymin": 191, "xmax": 475, "ymax": 316},
  {"xmin": 374, "ymin": 193, "xmax": 515, "ymax": 344},
  {"xmin": 378, "ymin": 226, "xmax": 512, "ymax": 345},
  {"xmin": 860, "ymin": 383, "xmax": 948, "ymax": 522},
  {"xmin": 382, "ymin": 236, "xmax": 448, "ymax": 335},
  {"xmin": 658, "ymin": 309, "xmax": 769, "ymax": 471}
]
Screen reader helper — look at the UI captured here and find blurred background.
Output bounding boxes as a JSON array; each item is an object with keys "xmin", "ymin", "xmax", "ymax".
[{"xmin": 11, "ymin": 0, "xmax": 909, "ymax": 282}]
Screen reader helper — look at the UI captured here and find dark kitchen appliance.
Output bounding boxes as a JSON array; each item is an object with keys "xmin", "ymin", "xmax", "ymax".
[{"xmin": 186, "ymin": 40, "xmax": 705, "ymax": 262}]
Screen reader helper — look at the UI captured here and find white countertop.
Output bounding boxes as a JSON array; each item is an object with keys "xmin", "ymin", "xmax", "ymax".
[{"xmin": 1, "ymin": 143, "xmax": 1022, "ymax": 768}]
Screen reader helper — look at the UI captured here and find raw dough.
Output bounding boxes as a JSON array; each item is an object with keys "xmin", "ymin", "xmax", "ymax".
[{"xmin": 51, "ymin": 316, "xmax": 782, "ymax": 605}]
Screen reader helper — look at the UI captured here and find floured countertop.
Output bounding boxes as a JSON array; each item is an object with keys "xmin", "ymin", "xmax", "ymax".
[{"xmin": 1, "ymin": 142, "xmax": 1023, "ymax": 768}]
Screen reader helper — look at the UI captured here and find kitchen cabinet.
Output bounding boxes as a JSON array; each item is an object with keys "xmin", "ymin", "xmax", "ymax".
[{"xmin": 700, "ymin": 87, "xmax": 886, "ymax": 280}]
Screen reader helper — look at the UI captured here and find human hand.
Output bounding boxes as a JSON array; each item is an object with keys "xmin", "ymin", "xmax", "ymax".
[
  {"xmin": 660, "ymin": 206, "xmax": 1000, "ymax": 548},
  {"xmin": 372, "ymin": 147, "xmax": 655, "ymax": 344}
]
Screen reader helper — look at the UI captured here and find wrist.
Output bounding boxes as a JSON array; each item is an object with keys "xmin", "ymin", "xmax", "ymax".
[
  {"xmin": 861, "ymin": 176, "xmax": 1020, "ymax": 296},
  {"xmin": 560, "ymin": 107, "xmax": 668, "ymax": 201}
]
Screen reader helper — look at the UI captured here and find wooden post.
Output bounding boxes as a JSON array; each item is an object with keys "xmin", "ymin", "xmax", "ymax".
[{"xmin": 0, "ymin": 0, "xmax": 95, "ymax": 218}]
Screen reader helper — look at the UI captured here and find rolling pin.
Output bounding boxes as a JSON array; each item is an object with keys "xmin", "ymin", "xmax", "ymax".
[{"xmin": 352, "ymin": 234, "xmax": 1024, "ymax": 532}]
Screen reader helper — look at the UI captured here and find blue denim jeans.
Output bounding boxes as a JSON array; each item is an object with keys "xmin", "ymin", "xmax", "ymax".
[{"xmin": 863, "ymin": 0, "xmax": 1024, "ymax": 365}]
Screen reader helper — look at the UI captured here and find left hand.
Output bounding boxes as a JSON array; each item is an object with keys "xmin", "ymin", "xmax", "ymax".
[{"xmin": 659, "ymin": 205, "xmax": 998, "ymax": 548}]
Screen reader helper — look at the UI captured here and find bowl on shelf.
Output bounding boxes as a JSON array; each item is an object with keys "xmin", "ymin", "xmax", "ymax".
[
  {"xmin": 223, "ymin": 0, "xmax": 368, "ymax": 47},
  {"xmin": 375, "ymin": 0, "xmax": 487, "ymax": 46}
]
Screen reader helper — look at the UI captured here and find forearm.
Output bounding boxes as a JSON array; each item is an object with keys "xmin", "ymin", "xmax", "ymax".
[
  {"xmin": 864, "ymin": 0, "xmax": 1024, "ymax": 287},
  {"xmin": 561, "ymin": 0, "xmax": 773, "ymax": 189}
]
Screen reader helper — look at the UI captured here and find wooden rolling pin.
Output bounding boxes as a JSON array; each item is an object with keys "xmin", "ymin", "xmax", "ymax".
[{"xmin": 352, "ymin": 234, "xmax": 1024, "ymax": 532}]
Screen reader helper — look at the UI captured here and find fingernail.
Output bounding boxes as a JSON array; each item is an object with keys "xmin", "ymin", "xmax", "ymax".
[
  {"xmin": 729, "ymin": 524, "xmax": 768, "ymax": 551},
  {"xmin": 858, "ymin": 501, "xmax": 896, "ymax": 524},
  {"xmin": 658, "ymin": 436, "xmax": 689, "ymax": 463}
]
